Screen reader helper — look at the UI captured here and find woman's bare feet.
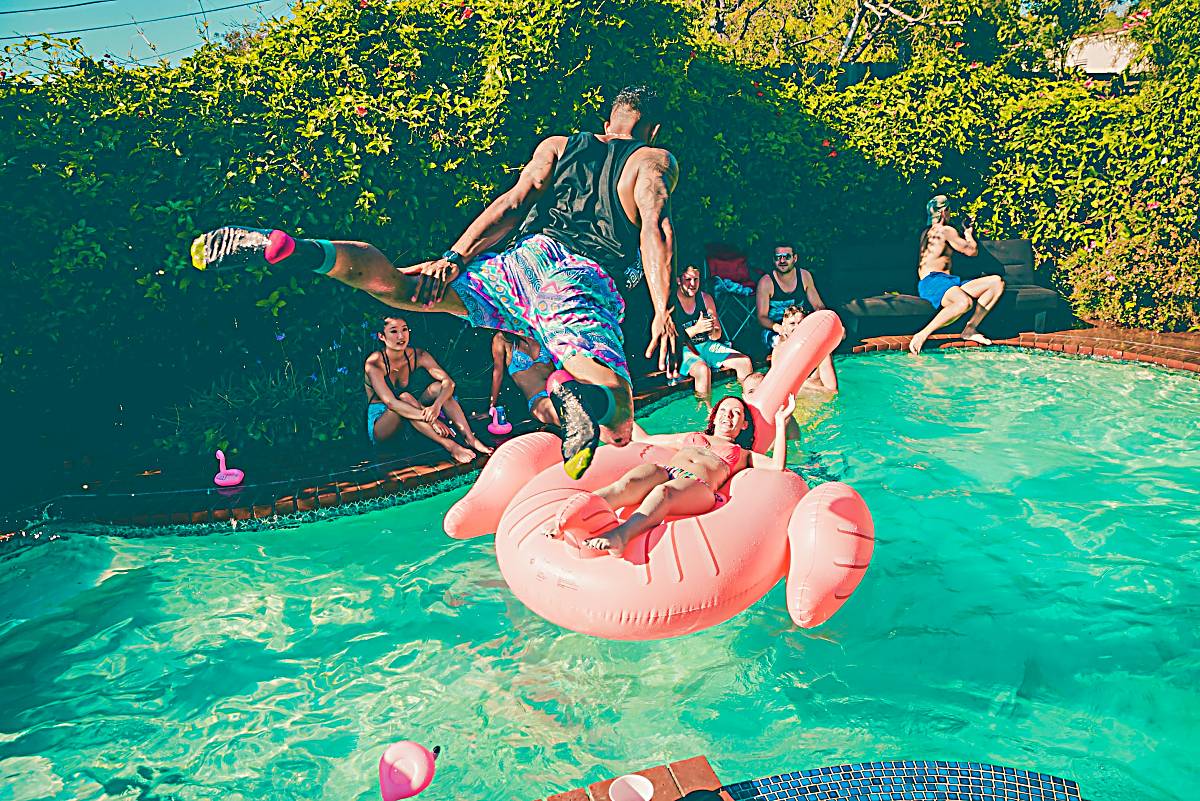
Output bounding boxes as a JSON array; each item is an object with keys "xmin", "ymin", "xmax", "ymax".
[
  {"xmin": 465, "ymin": 435, "xmax": 493, "ymax": 455},
  {"xmin": 446, "ymin": 442, "xmax": 476, "ymax": 464},
  {"xmin": 555, "ymin": 491, "xmax": 622, "ymax": 557},
  {"xmin": 582, "ymin": 529, "xmax": 627, "ymax": 555}
]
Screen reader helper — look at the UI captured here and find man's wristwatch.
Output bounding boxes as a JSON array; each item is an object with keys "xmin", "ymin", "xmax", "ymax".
[{"xmin": 441, "ymin": 250, "xmax": 466, "ymax": 268}]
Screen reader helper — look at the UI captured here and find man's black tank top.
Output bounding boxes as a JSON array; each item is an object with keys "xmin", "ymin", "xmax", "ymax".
[
  {"xmin": 675, "ymin": 294, "xmax": 707, "ymax": 342},
  {"xmin": 768, "ymin": 270, "xmax": 811, "ymax": 316},
  {"xmin": 518, "ymin": 132, "xmax": 645, "ymax": 280}
]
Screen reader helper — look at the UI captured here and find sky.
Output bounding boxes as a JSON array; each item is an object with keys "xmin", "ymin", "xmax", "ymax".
[{"xmin": 0, "ymin": 0, "xmax": 294, "ymax": 66}]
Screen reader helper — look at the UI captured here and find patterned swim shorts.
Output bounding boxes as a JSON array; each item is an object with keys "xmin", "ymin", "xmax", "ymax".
[{"xmin": 450, "ymin": 234, "xmax": 630, "ymax": 385}]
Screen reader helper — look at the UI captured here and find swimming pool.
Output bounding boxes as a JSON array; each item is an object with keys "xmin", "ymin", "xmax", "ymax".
[{"xmin": 1, "ymin": 350, "xmax": 1196, "ymax": 801}]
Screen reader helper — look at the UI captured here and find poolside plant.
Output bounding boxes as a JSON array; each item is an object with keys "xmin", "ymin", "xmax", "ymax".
[{"xmin": 2, "ymin": 0, "xmax": 1198, "ymax": 473}]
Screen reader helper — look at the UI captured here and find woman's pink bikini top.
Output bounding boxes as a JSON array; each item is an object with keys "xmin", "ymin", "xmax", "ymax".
[{"xmin": 682, "ymin": 433, "xmax": 744, "ymax": 471}]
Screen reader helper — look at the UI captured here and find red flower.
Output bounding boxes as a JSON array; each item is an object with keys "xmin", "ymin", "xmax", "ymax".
[
  {"xmin": 756, "ymin": 91, "xmax": 763, "ymax": 97},
  {"xmin": 1146, "ymin": 201, "xmax": 1160, "ymax": 209},
  {"xmin": 968, "ymin": 61, "xmax": 981, "ymax": 69},
  {"xmin": 355, "ymin": 106, "xmax": 368, "ymax": 117},
  {"xmin": 822, "ymin": 139, "xmax": 830, "ymax": 147},
  {"xmin": 688, "ymin": 50, "xmax": 696, "ymax": 59},
  {"xmin": 359, "ymin": 0, "xmax": 367, "ymax": 7},
  {"xmin": 952, "ymin": 41, "xmax": 964, "ymax": 49},
  {"xmin": 462, "ymin": 6, "xmax": 473, "ymax": 18},
  {"xmin": 828, "ymin": 151, "xmax": 838, "ymax": 158}
]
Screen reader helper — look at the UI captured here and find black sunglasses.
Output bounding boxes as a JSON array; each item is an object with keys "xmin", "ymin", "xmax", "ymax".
[{"xmin": 774, "ymin": 253, "xmax": 793, "ymax": 261}]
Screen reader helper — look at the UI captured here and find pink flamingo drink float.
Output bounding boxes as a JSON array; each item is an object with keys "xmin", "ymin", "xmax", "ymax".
[{"xmin": 213, "ymin": 450, "xmax": 245, "ymax": 487}]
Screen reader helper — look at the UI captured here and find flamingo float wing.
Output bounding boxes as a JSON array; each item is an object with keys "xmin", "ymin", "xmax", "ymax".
[{"xmin": 785, "ymin": 481, "xmax": 874, "ymax": 628}]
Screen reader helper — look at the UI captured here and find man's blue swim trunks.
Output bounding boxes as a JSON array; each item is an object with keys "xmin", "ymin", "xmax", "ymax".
[{"xmin": 918, "ymin": 272, "xmax": 964, "ymax": 307}]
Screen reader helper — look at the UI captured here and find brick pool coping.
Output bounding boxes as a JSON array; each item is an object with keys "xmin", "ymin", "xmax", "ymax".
[
  {"xmin": 542, "ymin": 755, "xmax": 730, "ymax": 801},
  {"xmin": 856, "ymin": 325, "xmax": 1200, "ymax": 372},
  {"xmin": 3, "ymin": 324, "xmax": 1197, "ymax": 539}
]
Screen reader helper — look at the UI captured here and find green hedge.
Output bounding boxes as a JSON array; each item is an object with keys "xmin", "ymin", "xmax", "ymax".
[{"xmin": 2, "ymin": 0, "xmax": 1198, "ymax": 471}]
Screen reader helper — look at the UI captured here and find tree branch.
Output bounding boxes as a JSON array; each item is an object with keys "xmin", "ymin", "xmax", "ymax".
[
  {"xmin": 837, "ymin": 2, "xmax": 866, "ymax": 63},
  {"xmin": 847, "ymin": 17, "xmax": 885, "ymax": 61}
]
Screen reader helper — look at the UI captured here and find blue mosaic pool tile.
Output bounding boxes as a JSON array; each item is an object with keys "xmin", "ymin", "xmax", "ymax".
[{"xmin": 722, "ymin": 761, "xmax": 1083, "ymax": 801}]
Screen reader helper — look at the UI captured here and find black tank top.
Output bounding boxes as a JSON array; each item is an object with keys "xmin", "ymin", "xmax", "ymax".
[
  {"xmin": 768, "ymin": 271, "xmax": 811, "ymax": 317},
  {"xmin": 675, "ymin": 294, "xmax": 707, "ymax": 342},
  {"xmin": 518, "ymin": 132, "xmax": 645, "ymax": 279}
]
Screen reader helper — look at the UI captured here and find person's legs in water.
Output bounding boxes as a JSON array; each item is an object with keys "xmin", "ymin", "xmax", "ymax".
[
  {"xmin": 909, "ymin": 285, "xmax": 972, "ymax": 354},
  {"xmin": 958, "ymin": 274, "xmax": 1005, "ymax": 345},
  {"xmin": 721, "ymin": 353, "xmax": 755, "ymax": 382},
  {"xmin": 418, "ymin": 383, "xmax": 492, "ymax": 455},
  {"xmin": 685, "ymin": 358, "xmax": 714, "ymax": 405}
]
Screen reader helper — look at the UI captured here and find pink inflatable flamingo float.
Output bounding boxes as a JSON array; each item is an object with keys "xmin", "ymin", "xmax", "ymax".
[
  {"xmin": 213, "ymin": 450, "xmax": 244, "ymax": 487},
  {"xmin": 444, "ymin": 311, "xmax": 875, "ymax": 640}
]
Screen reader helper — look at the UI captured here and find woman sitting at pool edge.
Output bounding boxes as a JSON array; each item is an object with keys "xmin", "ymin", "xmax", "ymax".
[
  {"xmin": 552, "ymin": 394, "xmax": 796, "ymax": 556},
  {"xmin": 365, "ymin": 315, "xmax": 492, "ymax": 462},
  {"xmin": 489, "ymin": 332, "xmax": 561, "ymax": 428}
]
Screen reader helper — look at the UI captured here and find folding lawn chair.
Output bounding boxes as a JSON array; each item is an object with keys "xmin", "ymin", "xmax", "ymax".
[{"xmin": 705, "ymin": 243, "xmax": 760, "ymax": 353}]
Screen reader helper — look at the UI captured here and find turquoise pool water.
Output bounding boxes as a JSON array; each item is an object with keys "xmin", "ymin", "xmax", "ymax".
[{"xmin": 1, "ymin": 350, "xmax": 1198, "ymax": 801}]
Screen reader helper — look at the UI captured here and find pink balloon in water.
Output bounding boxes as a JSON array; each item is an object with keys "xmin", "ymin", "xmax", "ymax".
[{"xmin": 379, "ymin": 742, "xmax": 438, "ymax": 801}]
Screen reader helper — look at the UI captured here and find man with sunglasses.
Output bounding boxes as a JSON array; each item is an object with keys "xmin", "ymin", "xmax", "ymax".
[{"xmin": 755, "ymin": 242, "xmax": 828, "ymax": 352}]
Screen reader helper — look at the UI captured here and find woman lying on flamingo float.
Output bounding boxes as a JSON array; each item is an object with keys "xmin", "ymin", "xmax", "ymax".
[{"xmin": 445, "ymin": 310, "xmax": 875, "ymax": 641}]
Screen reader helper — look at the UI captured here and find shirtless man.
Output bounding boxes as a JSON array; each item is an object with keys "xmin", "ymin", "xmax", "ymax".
[
  {"xmin": 909, "ymin": 195, "xmax": 1005, "ymax": 354},
  {"xmin": 190, "ymin": 86, "xmax": 679, "ymax": 479},
  {"xmin": 755, "ymin": 242, "xmax": 827, "ymax": 352}
]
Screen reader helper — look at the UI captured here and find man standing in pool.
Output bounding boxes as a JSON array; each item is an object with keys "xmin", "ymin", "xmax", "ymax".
[
  {"xmin": 909, "ymin": 195, "xmax": 1006, "ymax": 354},
  {"xmin": 190, "ymin": 86, "xmax": 680, "ymax": 479}
]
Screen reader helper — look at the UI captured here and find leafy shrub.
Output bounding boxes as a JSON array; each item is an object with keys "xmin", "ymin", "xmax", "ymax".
[
  {"xmin": 156, "ymin": 355, "xmax": 359, "ymax": 457},
  {"xmin": 1057, "ymin": 183, "xmax": 1200, "ymax": 331},
  {"xmin": 3, "ymin": 0, "xmax": 1200, "ymax": 472}
]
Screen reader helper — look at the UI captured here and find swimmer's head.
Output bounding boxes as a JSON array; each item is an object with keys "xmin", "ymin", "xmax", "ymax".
[
  {"xmin": 926, "ymin": 194, "xmax": 949, "ymax": 226},
  {"xmin": 608, "ymin": 85, "xmax": 665, "ymax": 144}
]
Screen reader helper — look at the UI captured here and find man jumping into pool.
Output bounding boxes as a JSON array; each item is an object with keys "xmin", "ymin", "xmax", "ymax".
[
  {"xmin": 551, "ymin": 394, "xmax": 795, "ymax": 557},
  {"xmin": 909, "ymin": 195, "xmax": 1005, "ymax": 354},
  {"xmin": 190, "ymin": 86, "xmax": 680, "ymax": 479}
]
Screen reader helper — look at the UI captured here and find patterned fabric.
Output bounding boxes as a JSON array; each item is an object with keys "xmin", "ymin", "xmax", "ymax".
[{"xmin": 451, "ymin": 234, "xmax": 630, "ymax": 384}]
